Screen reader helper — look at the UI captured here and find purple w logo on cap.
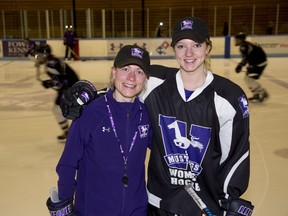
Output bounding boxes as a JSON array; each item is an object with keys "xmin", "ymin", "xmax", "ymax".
[
  {"xmin": 181, "ymin": 20, "xmax": 193, "ymax": 30},
  {"xmin": 131, "ymin": 48, "xmax": 143, "ymax": 59}
]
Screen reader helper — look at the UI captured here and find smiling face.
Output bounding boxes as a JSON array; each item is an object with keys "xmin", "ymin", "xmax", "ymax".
[
  {"xmin": 174, "ymin": 39, "xmax": 211, "ymax": 74},
  {"xmin": 112, "ymin": 64, "xmax": 148, "ymax": 102}
]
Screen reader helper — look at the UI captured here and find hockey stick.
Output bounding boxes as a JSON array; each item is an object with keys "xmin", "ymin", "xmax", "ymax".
[
  {"xmin": 184, "ymin": 184, "xmax": 215, "ymax": 216},
  {"xmin": 68, "ymin": 47, "xmax": 80, "ymax": 60},
  {"xmin": 68, "ymin": 47, "xmax": 91, "ymax": 61}
]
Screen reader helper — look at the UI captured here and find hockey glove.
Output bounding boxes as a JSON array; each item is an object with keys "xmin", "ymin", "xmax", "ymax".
[
  {"xmin": 222, "ymin": 198, "xmax": 254, "ymax": 216},
  {"xmin": 235, "ymin": 64, "xmax": 243, "ymax": 73},
  {"xmin": 60, "ymin": 80, "xmax": 98, "ymax": 120},
  {"xmin": 42, "ymin": 80, "xmax": 55, "ymax": 88},
  {"xmin": 46, "ymin": 197, "xmax": 76, "ymax": 216}
]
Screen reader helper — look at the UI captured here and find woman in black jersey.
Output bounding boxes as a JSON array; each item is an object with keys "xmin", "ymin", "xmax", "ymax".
[{"xmin": 144, "ymin": 17, "xmax": 253, "ymax": 216}]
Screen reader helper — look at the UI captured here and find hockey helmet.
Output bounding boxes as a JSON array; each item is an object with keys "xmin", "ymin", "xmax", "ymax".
[
  {"xmin": 37, "ymin": 44, "xmax": 52, "ymax": 60},
  {"xmin": 40, "ymin": 44, "xmax": 52, "ymax": 55},
  {"xmin": 235, "ymin": 32, "xmax": 247, "ymax": 40},
  {"xmin": 235, "ymin": 32, "xmax": 246, "ymax": 46},
  {"xmin": 35, "ymin": 44, "xmax": 52, "ymax": 63}
]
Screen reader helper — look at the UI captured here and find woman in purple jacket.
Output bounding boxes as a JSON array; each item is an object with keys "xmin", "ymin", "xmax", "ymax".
[{"xmin": 47, "ymin": 45, "xmax": 152, "ymax": 216}]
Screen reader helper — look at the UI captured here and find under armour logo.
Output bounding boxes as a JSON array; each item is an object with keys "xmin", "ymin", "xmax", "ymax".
[{"xmin": 102, "ymin": 127, "xmax": 110, "ymax": 132}]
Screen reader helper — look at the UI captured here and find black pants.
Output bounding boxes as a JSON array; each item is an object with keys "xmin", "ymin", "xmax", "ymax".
[{"xmin": 246, "ymin": 65, "xmax": 266, "ymax": 80}]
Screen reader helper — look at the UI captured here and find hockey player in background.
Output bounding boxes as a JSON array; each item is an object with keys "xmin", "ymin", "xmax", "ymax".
[
  {"xmin": 36, "ymin": 44, "xmax": 79, "ymax": 142},
  {"xmin": 235, "ymin": 32, "xmax": 269, "ymax": 102},
  {"xmin": 23, "ymin": 38, "xmax": 37, "ymax": 58},
  {"xmin": 23, "ymin": 37, "xmax": 40, "ymax": 66}
]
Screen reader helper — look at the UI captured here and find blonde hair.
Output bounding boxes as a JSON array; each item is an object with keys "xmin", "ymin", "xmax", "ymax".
[
  {"xmin": 108, "ymin": 67, "xmax": 115, "ymax": 89},
  {"xmin": 204, "ymin": 38, "xmax": 212, "ymax": 70}
]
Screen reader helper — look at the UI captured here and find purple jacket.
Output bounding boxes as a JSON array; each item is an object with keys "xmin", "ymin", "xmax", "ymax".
[
  {"xmin": 63, "ymin": 30, "xmax": 76, "ymax": 45},
  {"xmin": 56, "ymin": 89, "xmax": 152, "ymax": 216}
]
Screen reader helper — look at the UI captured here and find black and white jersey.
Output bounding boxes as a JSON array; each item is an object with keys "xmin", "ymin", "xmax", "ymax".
[
  {"xmin": 239, "ymin": 41, "xmax": 267, "ymax": 67},
  {"xmin": 142, "ymin": 65, "xmax": 250, "ymax": 216},
  {"xmin": 45, "ymin": 55, "xmax": 79, "ymax": 91},
  {"xmin": 45, "ymin": 55, "xmax": 79, "ymax": 105}
]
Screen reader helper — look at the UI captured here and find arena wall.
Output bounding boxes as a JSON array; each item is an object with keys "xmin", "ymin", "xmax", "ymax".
[{"xmin": 0, "ymin": 35, "xmax": 287, "ymax": 60}]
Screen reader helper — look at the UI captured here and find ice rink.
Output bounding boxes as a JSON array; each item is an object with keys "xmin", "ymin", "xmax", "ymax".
[{"xmin": 0, "ymin": 57, "xmax": 288, "ymax": 215}]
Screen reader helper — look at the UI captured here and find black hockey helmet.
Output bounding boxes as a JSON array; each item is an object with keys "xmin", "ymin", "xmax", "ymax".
[
  {"xmin": 235, "ymin": 32, "xmax": 247, "ymax": 40},
  {"xmin": 39, "ymin": 44, "xmax": 52, "ymax": 56},
  {"xmin": 235, "ymin": 32, "xmax": 246, "ymax": 46},
  {"xmin": 35, "ymin": 44, "xmax": 52, "ymax": 63}
]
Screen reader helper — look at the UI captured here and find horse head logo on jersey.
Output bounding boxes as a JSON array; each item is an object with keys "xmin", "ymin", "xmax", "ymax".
[{"xmin": 159, "ymin": 115, "xmax": 211, "ymax": 175}]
